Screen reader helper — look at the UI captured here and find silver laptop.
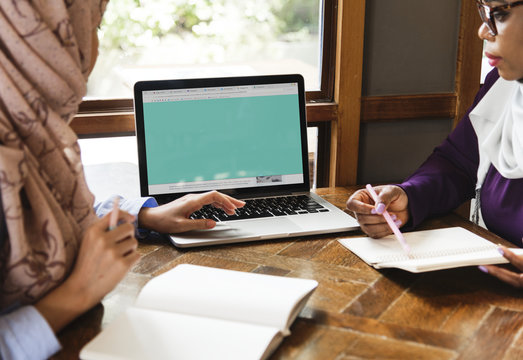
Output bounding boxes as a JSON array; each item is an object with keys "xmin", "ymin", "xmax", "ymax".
[{"xmin": 133, "ymin": 74, "xmax": 359, "ymax": 247}]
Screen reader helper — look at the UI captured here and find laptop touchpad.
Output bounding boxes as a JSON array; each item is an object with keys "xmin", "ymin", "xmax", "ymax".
[
  {"xmin": 182, "ymin": 218, "xmax": 301, "ymax": 237},
  {"xmin": 228, "ymin": 217, "xmax": 302, "ymax": 235}
]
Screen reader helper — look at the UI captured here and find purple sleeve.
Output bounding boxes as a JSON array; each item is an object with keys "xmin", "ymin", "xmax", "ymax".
[{"xmin": 399, "ymin": 69, "xmax": 500, "ymax": 228}]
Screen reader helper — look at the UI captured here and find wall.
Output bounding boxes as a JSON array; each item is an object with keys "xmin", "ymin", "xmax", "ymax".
[{"xmin": 357, "ymin": 0, "xmax": 461, "ymax": 184}]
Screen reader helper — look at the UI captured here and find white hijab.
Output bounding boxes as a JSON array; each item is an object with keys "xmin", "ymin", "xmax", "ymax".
[{"xmin": 469, "ymin": 77, "xmax": 523, "ymax": 226}]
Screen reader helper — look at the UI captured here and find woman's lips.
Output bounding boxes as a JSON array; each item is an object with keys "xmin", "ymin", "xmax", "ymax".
[{"xmin": 485, "ymin": 52, "xmax": 502, "ymax": 67}]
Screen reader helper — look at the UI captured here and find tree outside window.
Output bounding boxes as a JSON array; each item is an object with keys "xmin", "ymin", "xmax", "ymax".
[{"xmin": 87, "ymin": 0, "xmax": 321, "ymax": 99}]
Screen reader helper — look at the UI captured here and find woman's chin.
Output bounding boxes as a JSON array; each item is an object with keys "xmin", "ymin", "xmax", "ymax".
[{"xmin": 497, "ymin": 68, "xmax": 523, "ymax": 82}]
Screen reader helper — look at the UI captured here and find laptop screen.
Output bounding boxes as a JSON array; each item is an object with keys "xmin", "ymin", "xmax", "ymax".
[{"xmin": 135, "ymin": 75, "xmax": 308, "ymax": 197}]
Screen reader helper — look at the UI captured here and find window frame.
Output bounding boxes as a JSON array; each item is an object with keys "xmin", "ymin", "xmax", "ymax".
[
  {"xmin": 73, "ymin": 1, "xmax": 484, "ymax": 188},
  {"xmin": 78, "ymin": 0, "xmax": 338, "ymax": 112},
  {"xmin": 74, "ymin": 0, "xmax": 341, "ymax": 187}
]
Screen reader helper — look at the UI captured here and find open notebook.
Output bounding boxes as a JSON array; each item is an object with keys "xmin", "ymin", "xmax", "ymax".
[
  {"xmin": 80, "ymin": 264, "xmax": 317, "ymax": 360},
  {"xmin": 339, "ymin": 227, "xmax": 523, "ymax": 273}
]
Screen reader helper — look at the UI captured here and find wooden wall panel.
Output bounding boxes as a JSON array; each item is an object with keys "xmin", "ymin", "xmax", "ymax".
[
  {"xmin": 331, "ymin": 0, "xmax": 366, "ymax": 186},
  {"xmin": 71, "ymin": 104, "xmax": 339, "ymax": 137},
  {"xmin": 361, "ymin": 94, "xmax": 456, "ymax": 122}
]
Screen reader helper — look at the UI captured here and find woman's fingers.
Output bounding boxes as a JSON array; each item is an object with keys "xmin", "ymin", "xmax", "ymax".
[
  {"xmin": 498, "ymin": 246, "xmax": 523, "ymax": 271},
  {"xmin": 205, "ymin": 191, "xmax": 245, "ymax": 214},
  {"xmin": 479, "ymin": 247, "xmax": 523, "ymax": 288},
  {"xmin": 120, "ymin": 245, "xmax": 141, "ymax": 265},
  {"xmin": 174, "ymin": 218, "xmax": 217, "ymax": 233},
  {"xmin": 360, "ymin": 223, "xmax": 395, "ymax": 239},
  {"xmin": 346, "ymin": 189, "xmax": 375, "ymax": 214},
  {"xmin": 113, "ymin": 233, "xmax": 139, "ymax": 257},
  {"xmin": 481, "ymin": 265, "xmax": 523, "ymax": 288},
  {"xmin": 186, "ymin": 191, "xmax": 245, "ymax": 215},
  {"xmin": 346, "ymin": 185, "xmax": 409, "ymax": 239},
  {"xmin": 95, "ymin": 209, "xmax": 135, "ymax": 232},
  {"xmin": 137, "ymin": 190, "xmax": 245, "ymax": 234}
]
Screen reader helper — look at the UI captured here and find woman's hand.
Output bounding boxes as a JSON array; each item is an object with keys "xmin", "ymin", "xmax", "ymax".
[
  {"xmin": 68, "ymin": 209, "xmax": 140, "ymax": 303},
  {"xmin": 346, "ymin": 185, "xmax": 410, "ymax": 238},
  {"xmin": 479, "ymin": 245, "xmax": 523, "ymax": 288},
  {"xmin": 138, "ymin": 190, "xmax": 246, "ymax": 234},
  {"xmin": 35, "ymin": 210, "xmax": 139, "ymax": 332}
]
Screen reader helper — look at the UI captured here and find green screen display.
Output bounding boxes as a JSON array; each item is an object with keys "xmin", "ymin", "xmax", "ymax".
[{"xmin": 143, "ymin": 94, "xmax": 303, "ymax": 185}]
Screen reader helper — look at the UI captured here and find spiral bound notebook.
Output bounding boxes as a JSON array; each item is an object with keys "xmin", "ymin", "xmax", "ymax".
[{"xmin": 339, "ymin": 227, "xmax": 523, "ymax": 273}]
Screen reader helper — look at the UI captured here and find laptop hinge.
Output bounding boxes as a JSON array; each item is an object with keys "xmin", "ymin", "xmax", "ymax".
[{"xmin": 234, "ymin": 190, "xmax": 310, "ymax": 200}]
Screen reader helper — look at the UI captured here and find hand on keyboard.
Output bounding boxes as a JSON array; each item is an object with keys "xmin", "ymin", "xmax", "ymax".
[{"xmin": 190, "ymin": 195, "xmax": 329, "ymax": 221}]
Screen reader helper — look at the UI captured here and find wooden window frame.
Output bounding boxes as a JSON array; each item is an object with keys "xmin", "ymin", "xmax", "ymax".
[
  {"xmin": 76, "ymin": 0, "xmax": 339, "ymax": 116},
  {"xmin": 73, "ymin": 0, "xmax": 341, "ymax": 187}
]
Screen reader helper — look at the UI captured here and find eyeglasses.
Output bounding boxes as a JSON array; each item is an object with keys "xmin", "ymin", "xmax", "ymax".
[{"xmin": 476, "ymin": 0, "xmax": 523, "ymax": 35}]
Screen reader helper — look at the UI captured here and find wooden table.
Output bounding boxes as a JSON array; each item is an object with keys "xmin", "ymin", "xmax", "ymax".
[{"xmin": 53, "ymin": 187, "xmax": 523, "ymax": 360}]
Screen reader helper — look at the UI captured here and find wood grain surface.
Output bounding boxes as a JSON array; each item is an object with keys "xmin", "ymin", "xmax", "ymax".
[{"xmin": 53, "ymin": 187, "xmax": 523, "ymax": 360}]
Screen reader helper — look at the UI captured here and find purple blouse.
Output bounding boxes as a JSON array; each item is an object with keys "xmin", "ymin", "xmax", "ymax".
[{"xmin": 400, "ymin": 68, "xmax": 523, "ymax": 248}]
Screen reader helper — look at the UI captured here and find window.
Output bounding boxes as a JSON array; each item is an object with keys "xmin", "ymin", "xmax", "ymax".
[
  {"xmin": 87, "ymin": 0, "xmax": 329, "ymax": 99},
  {"xmin": 78, "ymin": 0, "xmax": 339, "ymax": 188}
]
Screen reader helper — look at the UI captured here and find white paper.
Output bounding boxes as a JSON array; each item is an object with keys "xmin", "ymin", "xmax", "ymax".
[
  {"xmin": 80, "ymin": 264, "xmax": 317, "ymax": 360},
  {"xmin": 134, "ymin": 264, "xmax": 317, "ymax": 332},
  {"xmin": 339, "ymin": 227, "xmax": 523, "ymax": 272},
  {"xmin": 80, "ymin": 307, "xmax": 280, "ymax": 360}
]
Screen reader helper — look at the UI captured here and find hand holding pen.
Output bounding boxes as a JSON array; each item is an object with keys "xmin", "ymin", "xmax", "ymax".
[
  {"xmin": 365, "ymin": 184, "xmax": 410, "ymax": 254},
  {"xmin": 346, "ymin": 184, "xmax": 411, "ymax": 252},
  {"xmin": 63, "ymin": 197, "xmax": 139, "ymax": 316}
]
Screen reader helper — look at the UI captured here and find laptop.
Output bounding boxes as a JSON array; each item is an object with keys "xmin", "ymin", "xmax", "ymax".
[{"xmin": 133, "ymin": 74, "xmax": 359, "ymax": 247}]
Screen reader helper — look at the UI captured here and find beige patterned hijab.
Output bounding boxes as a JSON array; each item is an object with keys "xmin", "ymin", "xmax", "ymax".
[{"xmin": 0, "ymin": 0, "xmax": 108, "ymax": 309}]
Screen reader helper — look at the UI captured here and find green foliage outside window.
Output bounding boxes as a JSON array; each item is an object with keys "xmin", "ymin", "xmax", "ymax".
[{"xmin": 99, "ymin": 0, "xmax": 320, "ymax": 56}]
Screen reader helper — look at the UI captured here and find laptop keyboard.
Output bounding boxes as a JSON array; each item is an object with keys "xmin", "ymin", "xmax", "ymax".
[{"xmin": 190, "ymin": 194, "xmax": 330, "ymax": 222}]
